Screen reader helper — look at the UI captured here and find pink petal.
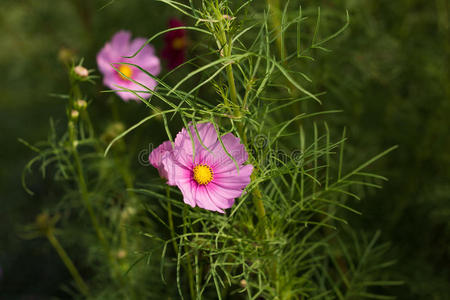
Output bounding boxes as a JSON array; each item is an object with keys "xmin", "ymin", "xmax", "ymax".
[
  {"xmin": 110, "ymin": 30, "xmax": 132, "ymax": 55},
  {"xmin": 111, "ymin": 74, "xmax": 158, "ymax": 101},
  {"xmin": 209, "ymin": 182, "xmax": 243, "ymax": 200},
  {"xmin": 149, "ymin": 141, "xmax": 173, "ymax": 178},
  {"xmin": 162, "ymin": 151, "xmax": 191, "ymax": 186},
  {"xmin": 176, "ymin": 178, "xmax": 196, "ymax": 208},
  {"xmin": 134, "ymin": 70, "xmax": 159, "ymax": 92},
  {"xmin": 192, "ymin": 123, "xmax": 219, "ymax": 148},
  {"xmin": 207, "ymin": 183, "xmax": 242, "ymax": 209},
  {"xmin": 96, "ymin": 44, "xmax": 115, "ymax": 75},
  {"xmin": 174, "ymin": 123, "xmax": 218, "ymax": 158},
  {"xmin": 130, "ymin": 40, "xmax": 161, "ymax": 75},
  {"xmin": 129, "ymin": 37, "xmax": 153, "ymax": 57},
  {"xmin": 193, "ymin": 185, "xmax": 224, "ymax": 213},
  {"xmin": 214, "ymin": 164, "xmax": 253, "ymax": 190},
  {"xmin": 115, "ymin": 90, "xmax": 140, "ymax": 101},
  {"xmin": 209, "ymin": 133, "xmax": 248, "ymax": 172}
]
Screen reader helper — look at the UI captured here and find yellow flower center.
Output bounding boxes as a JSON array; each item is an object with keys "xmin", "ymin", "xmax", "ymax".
[
  {"xmin": 172, "ymin": 37, "xmax": 185, "ymax": 50},
  {"xmin": 193, "ymin": 164, "xmax": 214, "ymax": 185},
  {"xmin": 118, "ymin": 65, "xmax": 133, "ymax": 80}
]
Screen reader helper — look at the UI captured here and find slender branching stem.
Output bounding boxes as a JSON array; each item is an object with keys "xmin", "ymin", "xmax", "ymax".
[
  {"xmin": 182, "ymin": 207, "xmax": 196, "ymax": 300},
  {"xmin": 267, "ymin": 0, "xmax": 286, "ymax": 61},
  {"xmin": 69, "ymin": 123, "xmax": 108, "ymax": 252},
  {"xmin": 251, "ymin": 176, "xmax": 266, "ymax": 221},
  {"xmin": 46, "ymin": 229, "xmax": 89, "ymax": 296},
  {"xmin": 166, "ymin": 187, "xmax": 179, "ymax": 255},
  {"xmin": 226, "ymin": 63, "xmax": 239, "ymax": 110},
  {"xmin": 68, "ymin": 78, "xmax": 123, "ymax": 284},
  {"xmin": 213, "ymin": 4, "xmax": 267, "ymax": 225},
  {"xmin": 187, "ymin": 256, "xmax": 196, "ymax": 300}
]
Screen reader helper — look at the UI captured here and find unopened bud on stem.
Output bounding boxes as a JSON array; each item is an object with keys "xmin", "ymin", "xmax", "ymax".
[
  {"xmin": 74, "ymin": 65, "xmax": 89, "ymax": 78},
  {"xmin": 70, "ymin": 110, "xmax": 79, "ymax": 120},
  {"xmin": 117, "ymin": 249, "xmax": 127, "ymax": 259},
  {"xmin": 240, "ymin": 279, "xmax": 247, "ymax": 288},
  {"xmin": 36, "ymin": 212, "xmax": 51, "ymax": 234},
  {"xmin": 223, "ymin": 15, "xmax": 234, "ymax": 20},
  {"xmin": 58, "ymin": 47, "xmax": 74, "ymax": 64},
  {"xmin": 75, "ymin": 99, "xmax": 87, "ymax": 110}
]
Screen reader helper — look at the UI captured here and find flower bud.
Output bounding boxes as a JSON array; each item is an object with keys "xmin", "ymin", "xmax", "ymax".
[
  {"xmin": 117, "ymin": 249, "xmax": 127, "ymax": 259},
  {"xmin": 74, "ymin": 65, "xmax": 89, "ymax": 78},
  {"xmin": 101, "ymin": 122, "xmax": 125, "ymax": 145},
  {"xmin": 36, "ymin": 212, "xmax": 50, "ymax": 233},
  {"xmin": 240, "ymin": 279, "xmax": 247, "ymax": 288},
  {"xmin": 70, "ymin": 110, "xmax": 79, "ymax": 120},
  {"xmin": 121, "ymin": 206, "xmax": 137, "ymax": 220},
  {"xmin": 35, "ymin": 212, "xmax": 60, "ymax": 235},
  {"xmin": 223, "ymin": 15, "xmax": 234, "ymax": 20},
  {"xmin": 58, "ymin": 47, "xmax": 75, "ymax": 64},
  {"xmin": 75, "ymin": 99, "xmax": 87, "ymax": 110}
]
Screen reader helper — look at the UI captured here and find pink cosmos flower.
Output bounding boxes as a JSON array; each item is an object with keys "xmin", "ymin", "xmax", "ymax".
[
  {"xmin": 97, "ymin": 30, "xmax": 161, "ymax": 101},
  {"xmin": 150, "ymin": 123, "xmax": 253, "ymax": 213},
  {"xmin": 162, "ymin": 18, "xmax": 187, "ymax": 70}
]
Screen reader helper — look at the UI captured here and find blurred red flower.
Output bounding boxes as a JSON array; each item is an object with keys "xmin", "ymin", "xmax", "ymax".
[{"xmin": 162, "ymin": 18, "xmax": 187, "ymax": 70}]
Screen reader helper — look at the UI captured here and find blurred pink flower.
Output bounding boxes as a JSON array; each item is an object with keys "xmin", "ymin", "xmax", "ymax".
[
  {"xmin": 162, "ymin": 18, "xmax": 187, "ymax": 70},
  {"xmin": 97, "ymin": 30, "xmax": 161, "ymax": 101},
  {"xmin": 150, "ymin": 123, "xmax": 253, "ymax": 213}
]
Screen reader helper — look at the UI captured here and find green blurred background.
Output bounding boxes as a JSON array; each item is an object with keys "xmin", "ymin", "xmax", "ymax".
[{"xmin": 0, "ymin": 0, "xmax": 448, "ymax": 299}]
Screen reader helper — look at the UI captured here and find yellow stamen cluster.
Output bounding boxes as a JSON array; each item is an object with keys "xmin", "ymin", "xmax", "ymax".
[
  {"xmin": 193, "ymin": 164, "xmax": 214, "ymax": 185},
  {"xmin": 118, "ymin": 65, "xmax": 133, "ymax": 80},
  {"xmin": 172, "ymin": 37, "xmax": 185, "ymax": 50}
]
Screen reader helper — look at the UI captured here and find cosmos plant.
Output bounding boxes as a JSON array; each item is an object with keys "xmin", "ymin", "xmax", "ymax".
[{"xmin": 22, "ymin": 1, "xmax": 400, "ymax": 299}]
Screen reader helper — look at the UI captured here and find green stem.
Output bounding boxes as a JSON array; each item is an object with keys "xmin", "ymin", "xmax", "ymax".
[
  {"xmin": 46, "ymin": 230, "xmax": 89, "ymax": 296},
  {"xmin": 214, "ymin": 8, "xmax": 267, "ymax": 225},
  {"xmin": 212, "ymin": 4, "xmax": 239, "ymax": 114},
  {"xmin": 187, "ymin": 256, "xmax": 196, "ymax": 300},
  {"xmin": 166, "ymin": 187, "xmax": 179, "ymax": 255},
  {"xmin": 226, "ymin": 63, "xmax": 239, "ymax": 110},
  {"xmin": 82, "ymin": 109, "xmax": 96, "ymax": 140},
  {"xmin": 182, "ymin": 207, "xmax": 196, "ymax": 300},
  {"xmin": 68, "ymin": 69, "xmax": 127, "ymax": 287},
  {"xmin": 251, "ymin": 175, "xmax": 266, "ymax": 221},
  {"xmin": 227, "ymin": 70, "xmax": 265, "ymax": 223},
  {"xmin": 71, "ymin": 126, "xmax": 108, "ymax": 251},
  {"xmin": 68, "ymin": 112, "xmax": 119, "ymax": 282},
  {"xmin": 68, "ymin": 77, "xmax": 109, "ymax": 256},
  {"xmin": 267, "ymin": 0, "xmax": 286, "ymax": 61},
  {"xmin": 116, "ymin": 153, "xmax": 138, "ymax": 250}
]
